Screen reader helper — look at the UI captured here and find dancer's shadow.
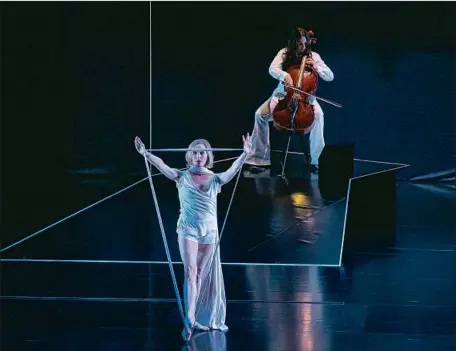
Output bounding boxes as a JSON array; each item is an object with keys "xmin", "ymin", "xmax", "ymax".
[{"xmin": 181, "ymin": 330, "xmax": 227, "ymax": 351}]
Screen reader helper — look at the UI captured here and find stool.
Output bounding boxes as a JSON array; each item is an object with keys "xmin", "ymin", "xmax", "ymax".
[{"xmin": 278, "ymin": 131, "xmax": 311, "ymax": 178}]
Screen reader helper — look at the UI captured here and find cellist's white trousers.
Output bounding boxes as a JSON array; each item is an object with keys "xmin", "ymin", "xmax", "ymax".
[{"xmin": 246, "ymin": 92, "xmax": 325, "ymax": 167}]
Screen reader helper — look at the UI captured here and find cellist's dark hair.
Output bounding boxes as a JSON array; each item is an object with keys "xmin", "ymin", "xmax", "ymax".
[{"xmin": 282, "ymin": 27, "xmax": 316, "ymax": 71}]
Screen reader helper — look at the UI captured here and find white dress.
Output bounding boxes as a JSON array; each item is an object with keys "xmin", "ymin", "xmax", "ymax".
[{"xmin": 175, "ymin": 169, "xmax": 228, "ymax": 331}]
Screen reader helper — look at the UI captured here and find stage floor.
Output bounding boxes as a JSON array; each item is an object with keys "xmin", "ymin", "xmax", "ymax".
[
  {"xmin": 1, "ymin": 159, "xmax": 351, "ymax": 266},
  {"xmin": 1, "ymin": 158, "xmax": 455, "ymax": 351}
]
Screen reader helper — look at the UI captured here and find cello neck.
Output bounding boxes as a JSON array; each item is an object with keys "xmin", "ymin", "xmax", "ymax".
[{"xmin": 296, "ymin": 55, "xmax": 307, "ymax": 89}]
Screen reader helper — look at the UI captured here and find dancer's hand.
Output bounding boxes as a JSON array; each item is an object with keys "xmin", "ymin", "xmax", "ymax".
[
  {"xmin": 242, "ymin": 133, "xmax": 253, "ymax": 155},
  {"xmin": 134, "ymin": 136, "xmax": 146, "ymax": 155}
]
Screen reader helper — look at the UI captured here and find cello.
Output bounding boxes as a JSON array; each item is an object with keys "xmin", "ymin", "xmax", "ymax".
[{"xmin": 273, "ymin": 29, "xmax": 341, "ymax": 134}]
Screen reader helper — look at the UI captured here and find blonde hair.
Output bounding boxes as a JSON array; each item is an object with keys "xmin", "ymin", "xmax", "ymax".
[{"xmin": 185, "ymin": 138, "xmax": 214, "ymax": 168}]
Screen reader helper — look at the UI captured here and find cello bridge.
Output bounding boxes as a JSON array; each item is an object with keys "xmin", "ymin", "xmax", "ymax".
[{"xmin": 292, "ymin": 92, "xmax": 301, "ymax": 100}]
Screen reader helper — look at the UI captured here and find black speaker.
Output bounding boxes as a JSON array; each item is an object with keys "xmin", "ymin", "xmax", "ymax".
[{"xmin": 318, "ymin": 143, "xmax": 354, "ymax": 199}]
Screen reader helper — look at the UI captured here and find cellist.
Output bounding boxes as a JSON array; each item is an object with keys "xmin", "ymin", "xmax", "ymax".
[{"xmin": 246, "ymin": 27, "xmax": 334, "ymax": 174}]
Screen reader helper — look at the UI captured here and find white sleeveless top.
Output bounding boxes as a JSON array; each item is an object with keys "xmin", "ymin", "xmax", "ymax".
[{"xmin": 176, "ymin": 170, "xmax": 221, "ymax": 223}]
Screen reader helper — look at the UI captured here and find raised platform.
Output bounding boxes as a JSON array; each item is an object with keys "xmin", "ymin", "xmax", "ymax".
[{"xmin": 1, "ymin": 154, "xmax": 408, "ymax": 268}]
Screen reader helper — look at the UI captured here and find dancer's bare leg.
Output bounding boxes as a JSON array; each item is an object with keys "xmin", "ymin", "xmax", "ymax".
[
  {"xmin": 194, "ymin": 243, "xmax": 215, "ymax": 330},
  {"xmin": 178, "ymin": 238, "xmax": 199, "ymax": 340}
]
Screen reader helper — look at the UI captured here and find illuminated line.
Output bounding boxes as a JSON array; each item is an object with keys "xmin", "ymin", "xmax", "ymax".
[
  {"xmin": 0, "ymin": 258, "xmax": 340, "ymax": 267},
  {"xmin": 0, "ymin": 179, "xmax": 147, "ymax": 253},
  {"xmin": 146, "ymin": 148, "xmax": 244, "ymax": 152},
  {"xmin": 270, "ymin": 149, "xmax": 410, "ymax": 167},
  {"xmin": 149, "ymin": 1, "xmax": 152, "ymax": 151},
  {"xmin": 350, "ymin": 164, "xmax": 410, "ymax": 180},
  {"xmin": 352, "ymin": 158, "xmax": 409, "ymax": 166},
  {"xmin": 339, "ymin": 178, "xmax": 352, "ymax": 266},
  {"xmin": 338, "ymin": 165, "xmax": 410, "ymax": 265},
  {"xmin": 0, "ymin": 295, "xmax": 345, "ymax": 305},
  {"xmin": 0, "ymin": 157, "xmax": 237, "ymax": 253}
]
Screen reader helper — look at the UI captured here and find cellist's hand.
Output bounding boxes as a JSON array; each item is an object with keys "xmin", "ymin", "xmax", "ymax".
[
  {"xmin": 305, "ymin": 57, "xmax": 315, "ymax": 66},
  {"xmin": 283, "ymin": 74, "xmax": 294, "ymax": 87}
]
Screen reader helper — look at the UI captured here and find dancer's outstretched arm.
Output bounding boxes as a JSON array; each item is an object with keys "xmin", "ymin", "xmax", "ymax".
[
  {"xmin": 135, "ymin": 136, "xmax": 181, "ymax": 181},
  {"xmin": 217, "ymin": 133, "xmax": 253, "ymax": 185}
]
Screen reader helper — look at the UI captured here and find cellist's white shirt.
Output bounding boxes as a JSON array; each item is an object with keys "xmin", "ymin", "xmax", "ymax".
[
  {"xmin": 268, "ymin": 48, "xmax": 335, "ymax": 100},
  {"xmin": 245, "ymin": 47, "xmax": 333, "ymax": 166}
]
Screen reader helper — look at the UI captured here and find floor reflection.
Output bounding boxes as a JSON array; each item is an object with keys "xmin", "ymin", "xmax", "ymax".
[
  {"xmin": 182, "ymin": 330, "xmax": 227, "ymax": 351},
  {"xmin": 244, "ymin": 265, "xmax": 332, "ymax": 351}
]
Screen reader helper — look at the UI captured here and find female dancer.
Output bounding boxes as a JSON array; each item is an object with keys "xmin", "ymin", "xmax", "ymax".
[{"xmin": 135, "ymin": 134, "xmax": 252, "ymax": 340}]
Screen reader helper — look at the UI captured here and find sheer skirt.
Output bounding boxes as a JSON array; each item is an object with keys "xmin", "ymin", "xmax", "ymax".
[{"xmin": 178, "ymin": 234, "xmax": 228, "ymax": 331}]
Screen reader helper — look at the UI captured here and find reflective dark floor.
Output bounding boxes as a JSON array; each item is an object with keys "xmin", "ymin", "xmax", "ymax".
[
  {"xmin": 1, "ymin": 159, "xmax": 348, "ymax": 266},
  {"xmin": 1, "ymin": 159, "xmax": 455, "ymax": 351}
]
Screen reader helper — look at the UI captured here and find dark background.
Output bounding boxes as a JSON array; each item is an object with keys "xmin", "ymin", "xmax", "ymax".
[{"xmin": 1, "ymin": 1, "xmax": 455, "ymax": 246}]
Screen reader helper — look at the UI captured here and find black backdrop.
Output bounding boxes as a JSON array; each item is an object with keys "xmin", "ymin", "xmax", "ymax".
[
  {"xmin": 1, "ymin": 2, "xmax": 455, "ymax": 244},
  {"xmin": 150, "ymin": 1, "xmax": 456, "ymax": 179}
]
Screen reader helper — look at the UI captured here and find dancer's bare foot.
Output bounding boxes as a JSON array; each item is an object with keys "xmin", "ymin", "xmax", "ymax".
[
  {"xmin": 193, "ymin": 321, "xmax": 210, "ymax": 331},
  {"xmin": 182, "ymin": 323, "xmax": 192, "ymax": 342},
  {"xmin": 182, "ymin": 319, "xmax": 209, "ymax": 341}
]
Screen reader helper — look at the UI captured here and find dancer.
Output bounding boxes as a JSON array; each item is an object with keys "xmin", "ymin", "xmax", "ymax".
[
  {"xmin": 246, "ymin": 27, "xmax": 334, "ymax": 173},
  {"xmin": 135, "ymin": 134, "xmax": 253, "ymax": 341}
]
